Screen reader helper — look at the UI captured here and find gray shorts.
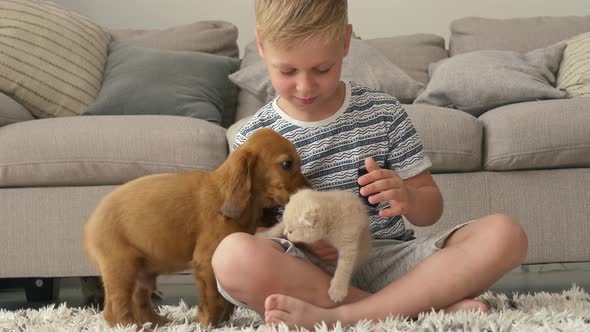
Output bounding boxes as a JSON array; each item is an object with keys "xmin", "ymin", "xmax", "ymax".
[{"xmin": 217, "ymin": 221, "xmax": 474, "ymax": 308}]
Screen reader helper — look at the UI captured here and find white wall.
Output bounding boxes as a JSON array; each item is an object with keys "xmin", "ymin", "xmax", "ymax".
[{"xmin": 54, "ymin": 0, "xmax": 590, "ymax": 55}]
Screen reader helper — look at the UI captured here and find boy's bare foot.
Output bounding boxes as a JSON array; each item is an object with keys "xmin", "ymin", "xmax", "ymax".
[
  {"xmin": 443, "ymin": 299, "xmax": 488, "ymax": 314},
  {"xmin": 264, "ymin": 294, "xmax": 488, "ymax": 328},
  {"xmin": 264, "ymin": 294, "xmax": 341, "ymax": 329}
]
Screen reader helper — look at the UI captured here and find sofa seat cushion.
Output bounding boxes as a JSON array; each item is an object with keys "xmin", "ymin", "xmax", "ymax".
[
  {"xmin": 404, "ymin": 105, "xmax": 483, "ymax": 173},
  {"xmin": 0, "ymin": 115, "xmax": 228, "ymax": 187},
  {"xmin": 480, "ymin": 99, "xmax": 590, "ymax": 171}
]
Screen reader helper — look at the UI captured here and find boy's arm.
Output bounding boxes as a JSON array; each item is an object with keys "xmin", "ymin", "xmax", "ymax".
[
  {"xmin": 360, "ymin": 158, "xmax": 442, "ymax": 227},
  {"xmin": 381, "ymin": 101, "xmax": 440, "ymax": 226},
  {"xmin": 402, "ymin": 170, "xmax": 443, "ymax": 227}
]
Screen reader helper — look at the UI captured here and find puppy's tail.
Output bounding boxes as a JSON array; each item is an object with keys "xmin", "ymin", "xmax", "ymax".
[
  {"xmin": 82, "ymin": 215, "xmax": 97, "ymax": 267},
  {"xmin": 83, "ymin": 206, "xmax": 109, "ymax": 268}
]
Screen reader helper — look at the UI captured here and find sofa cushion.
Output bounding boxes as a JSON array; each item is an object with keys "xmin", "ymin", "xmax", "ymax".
[
  {"xmin": 229, "ymin": 105, "xmax": 483, "ymax": 173},
  {"xmin": 0, "ymin": 92, "xmax": 34, "ymax": 127},
  {"xmin": 109, "ymin": 21, "xmax": 239, "ymax": 58},
  {"xmin": 414, "ymin": 43, "xmax": 566, "ymax": 117},
  {"xmin": 480, "ymin": 99, "xmax": 590, "ymax": 171},
  {"xmin": 233, "ymin": 35, "xmax": 448, "ymax": 121},
  {"xmin": 449, "ymin": 15, "xmax": 590, "ymax": 56},
  {"xmin": 235, "ymin": 86, "xmax": 266, "ymax": 121},
  {"xmin": 557, "ymin": 32, "xmax": 590, "ymax": 98},
  {"xmin": 230, "ymin": 38, "xmax": 424, "ymax": 104},
  {"xmin": 365, "ymin": 34, "xmax": 448, "ymax": 85},
  {"xmin": 404, "ymin": 105, "xmax": 483, "ymax": 173},
  {"xmin": 110, "ymin": 21, "xmax": 241, "ymax": 128},
  {"xmin": 0, "ymin": 0, "xmax": 111, "ymax": 118},
  {"xmin": 0, "ymin": 115, "xmax": 228, "ymax": 188},
  {"xmin": 82, "ymin": 44, "xmax": 239, "ymax": 125},
  {"xmin": 414, "ymin": 43, "xmax": 565, "ymax": 116},
  {"xmin": 226, "ymin": 117, "xmax": 251, "ymax": 151},
  {"xmin": 421, "ymin": 169, "xmax": 590, "ymax": 264}
]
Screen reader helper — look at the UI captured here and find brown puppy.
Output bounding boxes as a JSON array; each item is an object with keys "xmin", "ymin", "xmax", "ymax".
[{"xmin": 83, "ymin": 128, "xmax": 309, "ymax": 328}]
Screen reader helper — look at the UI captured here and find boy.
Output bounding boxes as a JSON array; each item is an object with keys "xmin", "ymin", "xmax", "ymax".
[{"xmin": 212, "ymin": 0, "xmax": 528, "ymax": 328}]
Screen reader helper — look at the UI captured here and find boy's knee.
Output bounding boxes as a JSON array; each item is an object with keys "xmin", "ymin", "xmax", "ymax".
[
  {"xmin": 212, "ymin": 233, "xmax": 280, "ymax": 305},
  {"xmin": 486, "ymin": 214, "xmax": 528, "ymax": 264},
  {"xmin": 212, "ymin": 232, "xmax": 256, "ymax": 278}
]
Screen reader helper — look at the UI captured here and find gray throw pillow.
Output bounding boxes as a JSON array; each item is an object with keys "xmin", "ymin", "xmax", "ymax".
[
  {"xmin": 229, "ymin": 39, "xmax": 424, "ymax": 104},
  {"xmin": 0, "ymin": 92, "xmax": 34, "ymax": 127},
  {"xmin": 414, "ymin": 43, "xmax": 567, "ymax": 117},
  {"xmin": 109, "ymin": 20, "xmax": 239, "ymax": 58},
  {"xmin": 83, "ymin": 44, "xmax": 240, "ymax": 124}
]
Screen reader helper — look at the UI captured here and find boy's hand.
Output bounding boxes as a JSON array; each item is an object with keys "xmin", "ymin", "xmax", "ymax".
[
  {"xmin": 307, "ymin": 240, "xmax": 338, "ymax": 261},
  {"xmin": 358, "ymin": 157, "xmax": 410, "ymax": 218}
]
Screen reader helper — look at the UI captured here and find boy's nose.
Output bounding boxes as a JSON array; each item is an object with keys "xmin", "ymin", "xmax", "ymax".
[{"xmin": 296, "ymin": 73, "xmax": 315, "ymax": 95}]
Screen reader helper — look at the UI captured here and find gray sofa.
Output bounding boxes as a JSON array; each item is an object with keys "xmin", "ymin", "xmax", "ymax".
[
  {"xmin": 1, "ymin": 14, "xmax": 589, "ymax": 301},
  {"xmin": 230, "ymin": 15, "xmax": 590, "ymax": 266}
]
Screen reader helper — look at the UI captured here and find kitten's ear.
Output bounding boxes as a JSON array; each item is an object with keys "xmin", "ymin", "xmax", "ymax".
[{"xmin": 299, "ymin": 205, "xmax": 319, "ymax": 226}]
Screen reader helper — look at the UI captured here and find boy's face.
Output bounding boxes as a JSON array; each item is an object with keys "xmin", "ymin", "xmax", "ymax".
[{"xmin": 257, "ymin": 25, "xmax": 352, "ymax": 121}]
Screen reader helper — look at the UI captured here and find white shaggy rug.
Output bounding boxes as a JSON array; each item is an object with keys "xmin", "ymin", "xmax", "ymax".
[{"xmin": 1, "ymin": 286, "xmax": 590, "ymax": 331}]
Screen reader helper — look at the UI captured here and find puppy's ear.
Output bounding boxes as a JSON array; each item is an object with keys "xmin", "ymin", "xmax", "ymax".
[{"xmin": 221, "ymin": 150, "xmax": 254, "ymax": 219}]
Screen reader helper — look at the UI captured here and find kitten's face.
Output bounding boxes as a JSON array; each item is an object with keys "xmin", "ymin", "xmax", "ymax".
[
  {"xmin": 284, "ymin": 221, "xmax": 323, "ymax": 243},
  {"xmin": 282, "ymin": 189, "xmax": 324, "ymax": 243}
]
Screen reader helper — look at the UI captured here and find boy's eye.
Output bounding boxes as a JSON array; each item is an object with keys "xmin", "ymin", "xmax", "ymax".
[
  {"xmin": 280, "ymin": 70, "xmax": 295, "ymax": 75},
  {"xmin": 315, "ymin": 67, "xmax": 331, "ymax": 74}
]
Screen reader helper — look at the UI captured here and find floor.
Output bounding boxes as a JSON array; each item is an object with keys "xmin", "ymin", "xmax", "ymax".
[{"xmin": 1, "ymin": 263, "xmax": 590, "ymax": 312}]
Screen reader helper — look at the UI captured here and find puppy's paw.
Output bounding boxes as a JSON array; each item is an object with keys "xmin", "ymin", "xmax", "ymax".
[
  {"xmin": 195, "ymin": 309, "xmax": 212, "ymax": 327},
  {"xmin": 328, "ymin": 280, "xmax": 348, "ymax": 303}
]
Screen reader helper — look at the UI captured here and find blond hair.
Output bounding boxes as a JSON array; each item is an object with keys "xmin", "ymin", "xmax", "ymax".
[{"xmin": 255, "ymin": 0, "xmax": 348, "ymax": 49}]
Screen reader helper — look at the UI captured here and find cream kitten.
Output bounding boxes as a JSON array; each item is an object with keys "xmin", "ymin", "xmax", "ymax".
[{"xmin": 258, "ymin": 188, "xmax": 371, "ymax": 303}]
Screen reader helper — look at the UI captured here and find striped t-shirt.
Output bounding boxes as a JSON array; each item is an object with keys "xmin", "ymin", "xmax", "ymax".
[{"xmin": 235, "ymin": 81, "xmax": 432, "ymax": 240}]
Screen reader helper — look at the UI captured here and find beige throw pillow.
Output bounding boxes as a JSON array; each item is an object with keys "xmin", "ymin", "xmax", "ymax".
[
  {"xmin": 557, "ymin": 32, "xmax": 590, "ymax": 98},
  {"xmin": 0, "ymin": 0, "xmax": 111, "ymax": 117}
]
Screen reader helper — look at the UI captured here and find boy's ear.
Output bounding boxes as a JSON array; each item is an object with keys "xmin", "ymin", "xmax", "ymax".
[
  {"xmin": 343, "ymin": 24, "xmax": 353, "ymax": 57},
  {"xmin": 255, "ymin": 31, "xmax": 266, "ymax": 59}
]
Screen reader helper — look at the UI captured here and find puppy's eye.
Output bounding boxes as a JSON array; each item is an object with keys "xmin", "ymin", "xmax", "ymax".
[{"xmin": 282, "ymin": 160, "xmax": 293, "ymax": 170}]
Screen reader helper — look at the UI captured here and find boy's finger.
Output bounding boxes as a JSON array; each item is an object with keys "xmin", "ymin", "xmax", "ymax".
[
  {"xmin": 359, "ymin": 157, "xmax": 381, "ymax": 186},
  {"xmin": 364, "ymin": 157, "xmax": 380, "ymax": 172},
  {"xmin": 379, "ymin": 204, "xmax": 404, "ymax": 217}
]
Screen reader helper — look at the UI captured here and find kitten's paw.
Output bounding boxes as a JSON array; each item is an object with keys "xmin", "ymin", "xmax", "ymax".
[{"xmin": 328, "ymin": 280, "xmax": 348, "ymax": 303}]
